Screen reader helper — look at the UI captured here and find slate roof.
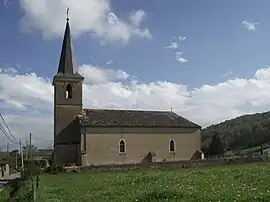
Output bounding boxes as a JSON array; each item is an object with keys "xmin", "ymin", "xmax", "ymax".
[
  {"xmin": 53, "ymin": 17, "xmax": 84, "ymax": 85},
  {"xmin": 79, "ymin": 109, "xmax": 201, "ymax": 128},
  {"xmin": 57, "ymin": 18, "xmax": 75, "ymax": 76}
]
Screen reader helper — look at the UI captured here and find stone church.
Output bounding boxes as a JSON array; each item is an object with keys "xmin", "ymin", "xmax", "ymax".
[{"xmin": 52, "ymin": 17, "xmax": 202, "ymax": 166}]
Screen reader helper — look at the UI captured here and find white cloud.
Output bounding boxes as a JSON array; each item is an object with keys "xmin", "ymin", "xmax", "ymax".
[
  {"xmin": 105, "ymin": 60, "xmax": 114, "ymax": 65},
  {"xmin": 165, "ymin": 42, "xmax": 178, "ymax": 49},
  {"xmin": 165, "ymin": 35, "xmax": 186, "ymax": 50},
  {"xmin": 176, "ymin": 57, "xmax": 187, "ymax": 63},
  {"xmin": 224, "ymin": 70, "xmax": 232, "ymax": 77},
  {"xmin": 176, "ymin": 52, "xmax": 188, "ymax": 63},
  {"xmin": 77, "ymin": 64, "xmax": 129, "ymax": 85},
  {"xmin": 129, "ymin": 10, "xmax": 145, "ymax": 27},
  {"xmin": 0, "ymin": 67, "xmax": 18, "ymax": 74},
  {"xmin": 254, "ymin": 67, "xmax": 270, "ymax": 80},
  {"xmin": 242, "ymin": 20, "xmax": 259, "ymax": 31},
  {"xmin": 178, "ymin": 36, "xmax": 187, "ymax": 41},
  {"xmin": 99, "ymin": 40, "xmax": 107, "ymax": 46},
  {"xmin": 19, "ymin": 0, "xmax": 152, "ymax": 43},
  {"xmin": 2, "ymin": 64, "xmax": 270, "ymax": 147}
]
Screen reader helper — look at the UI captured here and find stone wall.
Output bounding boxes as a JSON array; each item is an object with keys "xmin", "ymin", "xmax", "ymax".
[{"xmin": 64, "ymin": 155, "xmax": 269, "ymax": 173}]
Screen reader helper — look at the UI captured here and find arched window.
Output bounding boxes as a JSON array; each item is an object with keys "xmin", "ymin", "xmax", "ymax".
[
  {"xmin": 119, "ymin": 139, "xmax": 126, "ymax": 153},
  {"xmin": 65, "ymin": 84, "xmax": 72, "ymax": 99},
  {"xmin": 169, "ymin": 139, "xmax": 175, "ymax": 152}
]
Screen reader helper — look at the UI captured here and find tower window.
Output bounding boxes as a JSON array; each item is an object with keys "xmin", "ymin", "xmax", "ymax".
[
  {"xmin": 65, "ymin": 84, "xmax": 72, "ymax": 99},
  {"xmin": 119, "ymin": 139, "xmax": 126, "ymax": 153},
  {"xmin": 169, "ymin": 139, "xmax": 175, "ymax": 152}
]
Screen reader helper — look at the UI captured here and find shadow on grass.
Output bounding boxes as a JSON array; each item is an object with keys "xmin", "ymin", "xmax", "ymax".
[
  {"xmin": 0, "ymin": 187, "xmax": 33, "ymax": 202},
  {"xmin": 133, "ymin": 190, "xmax": 184, "ymax": 202},
  {"xmin": 7, "ymin": 191, "xmax": 33, "ymax": 202},
  {"xmin": 2, "ymin": 175, "xmax": 33, "ymax": 202}
]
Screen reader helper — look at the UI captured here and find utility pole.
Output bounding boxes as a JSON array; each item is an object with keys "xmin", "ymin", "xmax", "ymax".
[
  {"xmin": 15, "ymin": 150, "xmax": 18, "ymax": 169},
  {"xmin": 6, "ymin": 142, "xmax": 9, "ymax": 165},
  {"xmin": 19, "ymin": 140, "xmax": 24, "ymax": 169},
  {"xmin": 29, "ymin": 133, "xmax": 32, "ymax": 160},
  {"xmin": 25, "ymin": 140, "xmax": 28, "ymax": 160},
  {"xmin": 6, "ymin": 142, "xmax": 9, "ymax": 153}
]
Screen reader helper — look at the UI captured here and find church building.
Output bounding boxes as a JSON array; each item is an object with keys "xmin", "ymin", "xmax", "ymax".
[{"xmin": 52, "ymin": 17, "xmax": 202, "ymax": 166}]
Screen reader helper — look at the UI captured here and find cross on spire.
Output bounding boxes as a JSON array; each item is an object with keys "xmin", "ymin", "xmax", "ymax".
[{"xmin": 66, "ymin": 7, "xmax": 69, "ymax": 21}]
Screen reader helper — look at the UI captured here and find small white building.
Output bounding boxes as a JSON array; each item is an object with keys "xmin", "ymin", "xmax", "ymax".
[{"xmin": 0, "ymin": 164, "xmax": 9, "ymax": 178}]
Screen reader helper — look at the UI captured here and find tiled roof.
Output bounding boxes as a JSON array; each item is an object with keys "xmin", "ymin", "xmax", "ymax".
[{"xmin": 79, "ymin": 109, "xmax": 201, "ymax": 128}]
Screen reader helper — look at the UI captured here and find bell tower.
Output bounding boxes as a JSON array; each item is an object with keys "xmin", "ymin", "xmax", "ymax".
[{"xmin": 52, "ymin": 14, "xmax": 84, "ymax": 165}]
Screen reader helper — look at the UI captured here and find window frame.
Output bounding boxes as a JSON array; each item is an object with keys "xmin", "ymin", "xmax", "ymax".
[
  {"xmin": 169, "ymin": 139, "xmax": 176, "ymax": 153},
  {"xmin": 119, "ymin": 139, "xmax": 126, "ymax": 154},
  {"xmin": 65, "ymin": 84, "xmax": 72, "ymax": 99}
]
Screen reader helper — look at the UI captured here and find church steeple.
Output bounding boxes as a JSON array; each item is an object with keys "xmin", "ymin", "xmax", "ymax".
[
  {"xmin": 57, "ymin": 15, "xmax": 75, "ymax": 76},
  {"xmin": 52, "ymin": 8, "xmax": 84, "ymax": 166}
]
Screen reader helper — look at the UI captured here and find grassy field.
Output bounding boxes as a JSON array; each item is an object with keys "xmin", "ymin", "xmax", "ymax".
[{"xmin": 33, "ymin": 163, "xmax": 270, "ymax": 202}]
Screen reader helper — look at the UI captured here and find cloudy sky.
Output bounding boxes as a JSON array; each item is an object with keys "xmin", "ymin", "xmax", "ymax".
[{"xmin": 1, "ymin": 0, "xmax": 270, "ymax": 148}]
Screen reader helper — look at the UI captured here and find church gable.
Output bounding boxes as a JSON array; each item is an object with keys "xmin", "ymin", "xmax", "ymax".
[{"xmin": 79, "ymin": 109, "xmax": 201, "ymax": 128}]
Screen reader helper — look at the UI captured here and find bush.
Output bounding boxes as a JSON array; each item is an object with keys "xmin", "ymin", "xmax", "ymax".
[
  {"xmin": 208, "ymin": 133, "xmax": 225, "ymax": 156},
  {"xmin": 4, "ymin": 173, "xmax": 34, "ymax": 202},
  {"xmin": 44, "ymin": 164, "xmax": 65, "ymax": 174},
  {"xmin": 224, "ymin": 150, "xmax": 234, "ymax": 157},
  {"xmin": 23, "ymin": 160, "xmax": 41, "ymax": 176},
  {"xmin": 39, "ymin": 159, "xmax": 49, "ymax": 169}
]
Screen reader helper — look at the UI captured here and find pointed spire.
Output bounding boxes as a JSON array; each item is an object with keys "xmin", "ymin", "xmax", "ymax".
[{"xmin": 57, "ymin": 7, "xmax": 75, "ymax": 76}]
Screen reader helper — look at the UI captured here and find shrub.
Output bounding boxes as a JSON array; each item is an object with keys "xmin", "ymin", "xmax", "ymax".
[
  {"xmin": 39, "ymin": 159, "xmax": 49, "ymax": 169},
  {"xmin": 23, "ymin": 160, "xmax": 41, "ymax": 176},
  {"xmin": 44, "ymin": 164, "xmax": 65, "ymax": 174},
  {"xmin": 6, "ymin": 173, "xmax": 33, "ymax": 202},
  {"xmin": 224, "ymin": 150, "xmax": 234, "ymax": 157}
]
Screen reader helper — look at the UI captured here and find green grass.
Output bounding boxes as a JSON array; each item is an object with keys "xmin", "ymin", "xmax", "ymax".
[
  {"xmin": 0, "ymin": 178, "xmax": 33, "ymax": 202},
  {"xmin": 36, "ymin": 163, "xmax": 270, "ymax": 202},
  {"xmin": 239, "ymin": 146, "xmax": 262, "ymax": 154}
]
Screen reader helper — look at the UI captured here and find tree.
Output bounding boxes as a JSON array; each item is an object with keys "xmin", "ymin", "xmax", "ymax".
[
  {"xmin": 207, "ymin": 132, "xmax": 224, "ymax": 156},
  {"xmin": 202, "ymin": 111, "xmax": 270, "ymax": 152}
]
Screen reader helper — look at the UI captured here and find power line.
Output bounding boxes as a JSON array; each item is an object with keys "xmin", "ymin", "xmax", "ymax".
[
  {"xmin": 0, "ymin": 114, "xmax": 16, "ymax": 143},
  {"xmin": 27, "ymin": 134, "xmax": 53, "ymax": 149},
  {"xmin": 0, "ymin": 113, "xmax": 17, "ymax": 143},
  {"xmin": 0, "ymin": 123, "xmax": 15, "ymax": 143},
  {"xmin": 31, "ymin": 134, "xmax": 53, "ymax": 142}
]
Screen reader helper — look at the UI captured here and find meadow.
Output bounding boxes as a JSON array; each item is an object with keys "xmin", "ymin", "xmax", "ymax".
[{"xmin": 31, "ymin": 163, "xmax": 270, "ymax": 202}]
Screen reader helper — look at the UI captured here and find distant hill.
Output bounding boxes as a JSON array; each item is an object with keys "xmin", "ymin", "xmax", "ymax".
[{"xmin": 201, "ymin": 111, "xmax": 270, "ymax": 153}]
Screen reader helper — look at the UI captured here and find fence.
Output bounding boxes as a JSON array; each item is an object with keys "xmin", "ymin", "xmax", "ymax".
[{"xmin": 64, "ymin": 155, "xmax": 270, "ymax": 173}]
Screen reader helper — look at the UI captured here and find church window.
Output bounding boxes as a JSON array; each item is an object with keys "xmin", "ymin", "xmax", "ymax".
[
  {"xmin": 169, "ymin": 139, "xmax": 175, "ymax": 152},
  {"xmin": 119, "ymin": 139, "xmax": 126, "ymax": 153},
  {"xmin": 65, "ymin": 84, "xmax": 72, "ymax": 99}
]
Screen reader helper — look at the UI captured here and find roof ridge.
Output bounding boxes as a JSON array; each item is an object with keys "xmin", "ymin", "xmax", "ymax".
[{"xmin": 83, "ymin": 108, "xmax": 172, "ymax": 113}]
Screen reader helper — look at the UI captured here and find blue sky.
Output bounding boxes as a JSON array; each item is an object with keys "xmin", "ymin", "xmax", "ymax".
[
  {"xmin": 1, "ymin": 0, "xmax": 269, "ymax": 87},
  {"xmin": 1, "ymin": 0, "xmax": 270, "ymax": 147}
]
